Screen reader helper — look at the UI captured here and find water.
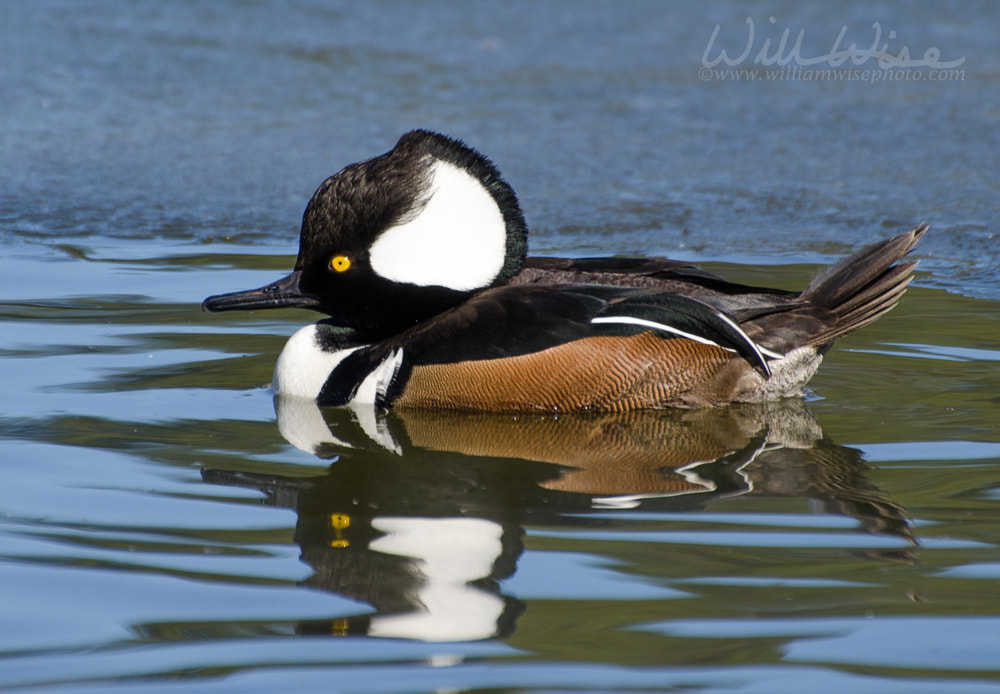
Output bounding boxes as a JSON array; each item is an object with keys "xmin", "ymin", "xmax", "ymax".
[{"xmin": 2, "ymin": 2, "xmax": 1000, "ymax": 692}]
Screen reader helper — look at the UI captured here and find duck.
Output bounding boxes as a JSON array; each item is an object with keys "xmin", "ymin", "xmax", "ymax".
[{"xmin": 203, "ymin": 129, "xmax": 926, "ymax": 412}]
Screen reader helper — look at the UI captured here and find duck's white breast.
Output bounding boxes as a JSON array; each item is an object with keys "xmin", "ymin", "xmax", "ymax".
[{"xmin": 272, "ymin": 324, "xmax": 360, "ymax": 400}]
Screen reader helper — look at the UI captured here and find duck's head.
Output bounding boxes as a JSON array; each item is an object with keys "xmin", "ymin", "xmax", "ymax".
[{"xmin": 203, "ymin": 130, "xmax": 528, "ymax": 333}]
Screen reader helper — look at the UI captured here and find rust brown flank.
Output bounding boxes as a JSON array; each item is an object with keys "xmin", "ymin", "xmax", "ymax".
[{"xmin": 393, "ymin": 331, "xmax": 755, "ymax": 412}]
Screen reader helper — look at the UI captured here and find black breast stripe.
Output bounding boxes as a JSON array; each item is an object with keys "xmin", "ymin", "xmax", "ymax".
[
  {"xmin": 318, "ymin": 348, "xmax": 408, "ymax": 407},
  {"xmin": 319, "ymin": 349, "xmax": 373, "ymax": 406}
]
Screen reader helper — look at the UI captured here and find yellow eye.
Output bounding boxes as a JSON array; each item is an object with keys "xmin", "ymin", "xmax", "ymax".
[{"xmin": 329, "ymin": 255, "xmax": 351, "ymax": 272}]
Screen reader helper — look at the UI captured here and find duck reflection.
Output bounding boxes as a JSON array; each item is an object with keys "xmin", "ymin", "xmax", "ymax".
[{"xmin": 202, "ymin": 399, "xmax": 914, "ymax": 642}]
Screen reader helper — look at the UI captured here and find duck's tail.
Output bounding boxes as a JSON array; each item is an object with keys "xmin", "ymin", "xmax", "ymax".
[
  {"xmin": 745, "ymin": 224, "xmax": 927, "ymax": 353},
  {"xmin": 801, "ymin": 223, "xmax": 926, "ymax": 347}
]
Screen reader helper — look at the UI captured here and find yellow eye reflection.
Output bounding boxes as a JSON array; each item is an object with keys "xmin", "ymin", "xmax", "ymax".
[{"xmin": 329, "ymin": 255, "xmax": 351, "ymax": 273}]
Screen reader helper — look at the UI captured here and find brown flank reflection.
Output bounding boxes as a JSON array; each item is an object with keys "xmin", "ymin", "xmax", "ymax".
[{"xmin": 202, "ymin": 399, "xmax": 915, "ymax": 642}]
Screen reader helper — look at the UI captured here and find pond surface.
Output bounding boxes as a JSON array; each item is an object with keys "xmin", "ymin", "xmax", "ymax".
[{"xmin": 2, "ymin": 2, "xmax": 1000, "ymax": 693}]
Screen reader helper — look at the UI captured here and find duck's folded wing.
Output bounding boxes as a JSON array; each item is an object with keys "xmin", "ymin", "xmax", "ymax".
[
  {"xmin": 589, "ymin": 291, "xmax": 777, "ymax": 376},
  {"xmin": 517, "ymin": 256, "xmax": 800, "ymax": 315},
  {"xmin": 317, "ymin": 285, "xmax": 775, "ymax": 408},
  {"xmin": 520, "ymin": 256, "xmax": 724, "ymax": 282}
]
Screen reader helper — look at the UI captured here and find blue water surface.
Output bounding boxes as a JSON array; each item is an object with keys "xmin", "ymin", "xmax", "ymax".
[{"xmin": 2, "ymin": 2, "xmax": 1000, "ymax": 693}]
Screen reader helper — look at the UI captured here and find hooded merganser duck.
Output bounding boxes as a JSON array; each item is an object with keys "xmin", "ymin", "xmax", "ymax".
[{"xmin": 203, "ymin": 130, "xmax": 926, "ymax": 412}]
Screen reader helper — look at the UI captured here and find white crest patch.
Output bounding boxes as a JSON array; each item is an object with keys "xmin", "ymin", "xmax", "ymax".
[{"xmin": 368, "ymin": 159, "xmax": 507, "ymax": 291}]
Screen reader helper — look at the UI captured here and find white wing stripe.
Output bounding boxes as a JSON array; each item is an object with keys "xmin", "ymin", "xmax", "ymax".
[
  {"xmin": 710, "ymin": 310, "xmax": 784, "ymax": 360},
  {"xmin": 591, "ymin": 313, "xmax": 781, "ymax": 376},
  {"xmin": 590, "ymin": 315, "xmax": 729, "ymax": 349}
]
